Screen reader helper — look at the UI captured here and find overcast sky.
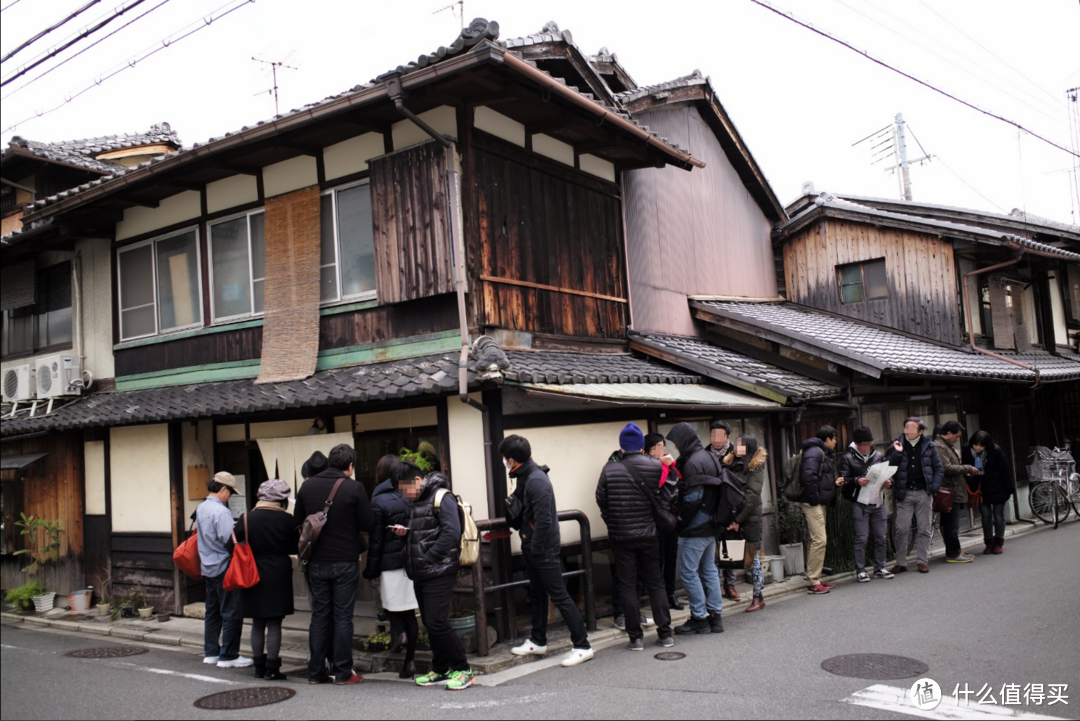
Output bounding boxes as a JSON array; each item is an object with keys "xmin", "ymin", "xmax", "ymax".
[{"xmin": 2, "ymin": 0, "xmax": 1078, "ymax": 224}]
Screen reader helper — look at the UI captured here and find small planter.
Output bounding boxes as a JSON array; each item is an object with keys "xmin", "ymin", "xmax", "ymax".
[
  {"xmin": 769, "ymin": 555, "xmax": 787, "ymax": 583},
  {"xmin": 119, "ymin": 605, "xmax": 135, "ymax": 619},
  {"xmin": 780, "ymin": 543, "xmax": 805, "ymax": 577},
  {"xmin": 155, "ymin": 612, "xmax": 170, "ymax": 623},
  {"xmin": 137, "ymin": 606, "xmax": 154, "ymax": 620},
  {"xmin": 68, "ymin": 589, "xmax": 92, "ymax": 613},
  {"xmin": 96, "ymin": 602, "xmax": 111, "ymax": 615},
  {"xmin": 449, "ymin": 614, "xmax": 477, "ymax": 653},
  {"xmin": 32, "ymin": 592, "xmax": 56, "ymax": 614}
]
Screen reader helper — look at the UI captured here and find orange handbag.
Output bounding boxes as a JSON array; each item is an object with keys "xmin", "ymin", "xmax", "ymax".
[
  {"xmin": 223, "ymin": 514, "xmax": 260, "ymax": 591},
  {"xmin": 173, "ymin": 521, "xmax": 203, "ymax": 580}
]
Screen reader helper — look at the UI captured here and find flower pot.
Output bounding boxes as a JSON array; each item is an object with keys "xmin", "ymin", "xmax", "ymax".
[
  {"xmin": 120, "ymin": 606, "xmax": 135, "ymax": 619},
  {"xmin": 781, "ymin": 543, "xmax": 805, "ymax": 577},
  {"xmin": 138, "ymin": 607, "xmax": 154, "ymax": 620},
  {"xmin": 32, "ymin": 592, "xmax": 56, "ymax": 614},
  {"xmin": 769, "ymin": 556, "xmax": 786, "ymax": 583},
  {"xmin": 96, "ymin": 602, "xmax": 111, "ymax": 615},
  {"xmin": 449, "ymin": 614, "xmax": 477, "ymax": 652},
  {"xmin": 68, "ymin": 589, "xmax": 92, "ymax": 613},
  {"xmin": 155, "ymin": 612, "xmax": 170, "ymax": 623}
]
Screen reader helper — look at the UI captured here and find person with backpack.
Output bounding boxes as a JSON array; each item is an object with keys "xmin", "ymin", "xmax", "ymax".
[
  {"xmin": 197, "ymin": 471, "xmax": 251, "ymax": 669},
  {"xmin": 837, "ymin": 426, "xmax": 893, "ymax": 583},
  {"xmin": 799, "ymin": 426, "xmax": 844, "ymax": 595},
  {"xmin": 665, "ymin": 422, "xmax": 727, "ymax": 635},
  {"xmin": 233, "ymin": 478, "xmax": 299, "ymax": 681},
  {"xmin": 293, "ymin": 444, "xmax": 372, "ymax": 686},
  {"xmin": 963, "ymin": 431, "xmax": 1014, "ymax": 555},
  {"xmin": 886, "ymin": 418, "xmax": 945, "ymax": 575},
  {"xmin": 724, "ymin": 434, "xmax": 767, "ymax": 612},
  {"xmin": 502, "ymin": 434, "xmax": 594, "ymax": 668},
  {"xmin": 596, "ymin": 423, "xmax": 676, "ymax": 651},
  {"xmin": 935, "ymin": 421, "xmax": 978, "ymax": 565},
  {"xmin": 646, "ymin": 432, "xmax": 684, "ymax": 611},
  {"xmin": 704, "ymin": 421, "xmax": 742, "ymax": 600},
  {"xmin": 363, "ymin": 454, "xmax": 420, "ymax": 680},
  {"xmin": 396, "ymin": 463, "xmax": 474, "ymax": 691}
]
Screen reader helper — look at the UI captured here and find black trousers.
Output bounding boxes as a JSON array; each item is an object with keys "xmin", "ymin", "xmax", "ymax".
[
  {"xmin": 523, "ymin": 545, "xmax": 591, "ymax": 650},
  {"xmin": 659, "ymin": 530, "xmax": 679, "ymax": 598},
  {"xmin": 940, "ymin": 505, "xmax": 963, "ymax": 559},
  {"xmin": 415, "ymin": 574, "xmax": 469, "ymax": 674},
  {"xmin": 306, "ymin": 561, "xmax": 358, "ymax": 682},
  {"xmin": 611, "ymin": 540, "xmax": 671, "ymax": 640}
]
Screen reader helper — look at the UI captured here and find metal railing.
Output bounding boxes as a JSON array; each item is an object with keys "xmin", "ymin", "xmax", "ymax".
[{"xmin": 455, "ymin": 509, "xmax": 596, "ymax": 657}]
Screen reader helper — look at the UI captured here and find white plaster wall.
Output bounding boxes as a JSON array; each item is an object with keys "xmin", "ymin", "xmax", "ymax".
[
  {"xmin": 579, "ymin": 154, "xmax": 615, "ymax": 182},
  {"xmin": 182, "ymin": 420, "xmax": 214, "ymax": 521},
  {"xmin": 532, "ymin": 134, "xmax": 574, "ymax": 166},
  {"xmin": 324, "ymin": 133, "xmax": 385, "ymax": 180},
  {"xmin": 354, "ymin": 406, "xmax": 438, "ymax": 433},
  {"xmin": 262, "ymin": 156, "xmax": 318, "ymax": 198},
  {"xmin": 446, "ymin": 394, "xmax": 489, "ymax": 521},
  {"xmin": 206, "ymin": 174, "xmax": 258, "ymax": 214},
  {"xmin": 84, "ymin": 440, "xmax": 107, "ymax": 515},
  {"xmin": 391, "ymin": 106, "xmax": 457, "ymax": 149},
  {"xmin": 116, "ymin": 191, "xmax": 201, "ymax": 241},
  {"xmin": 216, "ymin": 424, "xmax": 245, "ymax": 443},
  {"xmin": 474, "ymin": 107, "xmax": 525, "ymax": 147},
  {"xmin": 1049, "ymin": 272, "xmax": 1069, "ymax": 346},
  {"xmin": 110, "ymin": 424, "xmax": 171, "ymax": 533}
]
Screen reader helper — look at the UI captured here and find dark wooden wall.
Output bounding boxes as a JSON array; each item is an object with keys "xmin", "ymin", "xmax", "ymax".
[
  {"xmin": 471, "ymin": 131, "xmax": 628, "ymax": 339},
  {"xmin": 109, "ymin": 533, "xmax": 176, "ymax": 611},
  {"xmin": 783, "ymin": 219, "xmax": 962, "ymax": 344}
]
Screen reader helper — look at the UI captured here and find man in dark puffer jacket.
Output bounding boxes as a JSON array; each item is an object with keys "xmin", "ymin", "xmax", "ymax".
[
  {"xmin": 596, "ymin": 423, "xmax": 675, "ymax": 651},
  {"xmin": 799, "ymin": 426, "xmax": 843, "ymax": 595},
  {"xmin": 885, "ymin": 417, "xmax": 944, "ymax": 575}
]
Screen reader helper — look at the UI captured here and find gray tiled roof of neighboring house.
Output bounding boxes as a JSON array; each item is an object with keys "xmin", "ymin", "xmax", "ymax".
[
  {"xmin": 693, "ymin": 300, "xmax": 1080, "ymax": 383},
  {"xmin": 4, "ymin": 122, "xmax": 181, "ymax": 176},
  {"xmin": 629, "ymin": 332, "xmax": 842, "ymax": 402},
  {"xmin": 504, "ymin": 350, "xmax": 700, "ymax": 385},
  {"xmin": 615, "ymin": 69, "xmax": 709, "ymax": 104}
]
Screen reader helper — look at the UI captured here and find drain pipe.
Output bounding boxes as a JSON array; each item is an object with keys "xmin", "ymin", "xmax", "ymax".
[
  {"xmin": 384, "ymin": 74, "xmax": 499, "ymax": 515},
  {"xmin": 962, "ymin": 253, "xmax": 1041, "ymax": 387}
]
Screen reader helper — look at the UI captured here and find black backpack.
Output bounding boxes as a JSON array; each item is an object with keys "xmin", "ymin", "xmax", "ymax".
[{"xmin": 712, "ymin": 466, "xmax": 747, "ymax": 530}]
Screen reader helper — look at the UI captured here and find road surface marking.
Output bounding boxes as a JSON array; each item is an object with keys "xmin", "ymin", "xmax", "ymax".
[
  {"xmin": 437, "ymin": 693, "xmax": 552, "ymax": 710},
  {"xmin": 844, "ymin": 684, "xmax": 1066, "ymax": 720},
  {"xmin": 109, "ymin": 662, "xmax": 240, "ymax": 685}
]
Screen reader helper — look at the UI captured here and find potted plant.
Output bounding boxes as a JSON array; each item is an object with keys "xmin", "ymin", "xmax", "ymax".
[
  {"xmin": 5, "ymin": 580, "xmax": 46, "ymax": 613},
  {"xmin": 773, "ymin": 498, "xmax": 806, "ymax": 577},
  {"xmin": 95, "ymin": 566, "xmax": 112, "ymax": 615},
  {"xmin": 137, "ymin": 605, "xmax": 154, "ymax": 620},
  {"xmin": 13, "ymin": 514, "xmax": 64, "ymax": 613},
  {"xmin": 364, "ymin": 632, "xmax": 391, "ymax": 652},
  {"xmin": 110, "ymin": 588, "xmax": 145, "ymax": 621}
]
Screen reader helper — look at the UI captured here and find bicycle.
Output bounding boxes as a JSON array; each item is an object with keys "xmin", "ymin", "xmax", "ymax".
[{"xmin": 1027, "ymin": 447, "xmax": 1080, "ymax": 527}]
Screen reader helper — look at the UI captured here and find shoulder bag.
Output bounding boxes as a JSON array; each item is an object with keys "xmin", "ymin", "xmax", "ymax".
[
  {"xmin": 297, "ymin": 477, "xmax": 346, "ymax": 563},
  {"xmin": 621, "ymin": 458, "xmax": 677, "ymax": 534},
  {"xmin": 223, "ymin": 514, "xmax": 260, "ymax": 591}
]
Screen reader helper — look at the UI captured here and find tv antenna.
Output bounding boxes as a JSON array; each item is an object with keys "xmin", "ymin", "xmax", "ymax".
[
  {"xmin": 853, "ymin": 112, "xmax": 931, "ymax": 200},
  {"xmin": 433, "ymin": 0, "xmax": 464, "ymax": 29},
  {"xmin": 252, "ymin": 53, "xmax": 298, "ymax": 117}
]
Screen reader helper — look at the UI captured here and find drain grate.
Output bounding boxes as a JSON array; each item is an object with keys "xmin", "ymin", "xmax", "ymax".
[
  {"xmin": 66, "ymin": 646, "xmax": 149, "ymax": 659},
  {"xmin": 194, "ymin": 687, "xmax": 296, "ymax": 710},
  {"xmin": 654, "ymin": 652, "xmax": 686, "ymax": 661},
  {"xmin": 821, "ymin": 654, "xmax": 928, "ymax": 679}
]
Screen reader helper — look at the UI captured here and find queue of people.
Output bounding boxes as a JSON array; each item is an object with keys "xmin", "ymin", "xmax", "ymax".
[{"xmin": 193, "ymin": 416, "xmax": 1010, "ymax": 688}]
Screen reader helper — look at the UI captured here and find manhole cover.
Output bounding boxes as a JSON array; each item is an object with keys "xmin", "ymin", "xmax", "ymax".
[
  {"xmin": 66, "ymin": 646, "xmax": 149, "ymax": 659},
  {"xmin": 194, "ymin": 687, "xmax": 296, "ymax": 710},
  {"xmin": 821, "ymin": 654, "xmax": 928, "ymax": 679},
  {"xmin": 654, "ymin": 652, "xmax": 686, "ymax": 661}
]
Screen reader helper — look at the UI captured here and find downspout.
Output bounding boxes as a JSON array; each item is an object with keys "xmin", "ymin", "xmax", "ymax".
[
  {"xmin": 962, "ymin": 253, "xmax": 1041, "ymax": 387},
  {"xmin": 384, "ymin": 74, "xmax": 498, "ymax": 516}
]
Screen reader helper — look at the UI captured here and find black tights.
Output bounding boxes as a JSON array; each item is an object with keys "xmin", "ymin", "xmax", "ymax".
[
  {"xmin": 386, "ymin": 609, "xmax": 418, "ymax": 663},
  {"xmin": 251, "ymin": 617, "xmax": 283, "ymax": 659}
]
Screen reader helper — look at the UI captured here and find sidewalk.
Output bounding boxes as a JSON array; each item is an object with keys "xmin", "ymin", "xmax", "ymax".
[{"xmin": 0, "ymin": 518, "xmax": 1058, "ymax": 677}]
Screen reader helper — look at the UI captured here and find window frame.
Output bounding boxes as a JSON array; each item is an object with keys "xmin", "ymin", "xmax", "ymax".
[
  {"xmin": 116, "ymin": 226, "xmax": 204, "ymax": 342},
  {"xmin": 208, "ymin": 208, "xmax": 266, "ymax": 325},
  {"xmin": 836, "ymin": 258, "xmax": 888, "ymax": 305},
  {"xmin": 0, "ymin": 261, "xmax": 73, "ymax": 361},
  {"xmin": 320, "ymin": 179, "xmax": 377, "ymax": 307}
]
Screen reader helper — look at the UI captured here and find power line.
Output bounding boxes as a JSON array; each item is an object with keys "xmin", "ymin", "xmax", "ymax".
[
  {"xmin": 1, "ymin": 0, "xmax": 101, "ymax": 64},
  {"xmin": 2, "ymin": 0, "xmax": 151, "ymax": 88},
  {"xmin": 2, "ymin": 0, "xmax": 172, "ymax": 100},
  {"xmin": 0, "ymin": 0, "xmax": 24, "ymax": 12},
  {"xmin": 2, "ymin": 0, "xmax": 256, "ymax": 135},
  {"xmin": 934, "ymin": 155, "xmax": 1006, "ymax": 213},
  {"xmin": 747, "ymin": 0, "xmax": 1079, "ymax": 159}
]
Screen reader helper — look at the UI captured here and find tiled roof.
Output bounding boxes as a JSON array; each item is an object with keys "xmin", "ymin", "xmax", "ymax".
[
  {"xmin": 4, "ymin": 122, "xmax": 181, "ymax": 176},
  {"xmin": 616, "ymin": 69, "xmax": 708, "ymax": 104},
  {"xmin": 693, "ymin": 300, "xmax": 1080, "ymax": 384},
  {"xmin": 504, "ymin": 350, "xmax": 699, "ymax": 385},
  {"xmin": 629, "ymin": 332, "xmax": 842, "ymax": 402}
]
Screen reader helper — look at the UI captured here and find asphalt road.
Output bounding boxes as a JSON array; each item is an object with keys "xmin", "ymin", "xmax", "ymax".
[{"xmin": 2, "ymin": 521, "xmax": 1078, "ymax": 720}]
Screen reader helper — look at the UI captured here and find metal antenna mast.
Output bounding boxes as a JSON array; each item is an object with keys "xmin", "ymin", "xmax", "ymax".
[
  {"xmin": 252, "ymin": 55, "xmax": 297, "ymax": 117},
  {"xmin": 433, "ymin": 0, "xmax": 464, "ymax": 29}
]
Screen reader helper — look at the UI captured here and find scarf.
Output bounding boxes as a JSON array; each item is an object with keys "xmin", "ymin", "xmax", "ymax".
[{"xmin": 253, "ymin": 500, "xmax": 288, "ymax": 513}]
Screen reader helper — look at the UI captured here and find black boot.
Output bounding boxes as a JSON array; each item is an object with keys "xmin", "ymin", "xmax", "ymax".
[
  {"xmin": 253, "ymin": 654, "xmax": 267, "ymax": 679},
  {"xmin": 709, "ymin": 611, "xmax": 724, "ymax": 634},
  {"xmin": 668, "ymin": 595, "xmax": 685, "ymax": 611},
  {"xmin": 674, "ymin": 616, "xmax": 711, "ymax": 635},
  {"xmin": 398, "ymin": 660, "xmax": 416, "ymax": 680},
  {"xmin": 264, "ymin": 658, "xmax": 286, "ymax": 681}
]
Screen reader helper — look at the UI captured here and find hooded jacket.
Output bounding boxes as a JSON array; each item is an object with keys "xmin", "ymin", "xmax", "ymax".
[
  {"xmin": 666, "ymin": 422, "xmax": 723, "ymax": 538},
  {"xmin": 404, "ymin": 472, "xmax": 461, "ymax": 582},
  {"xmin": 363, "ymin": 479, "xmax": 410, "ymax": 579},
  {"xmin": 510, "ymin": 459, "xmax": 561, "ymax": 556},
  {"xmin": 838, "ymin": 443, "xmax": 886, "ymax": 504},
  {"xmin": 597, "ymin": 450, "xmax": 675, "ymax": 544},
  {"xmin": 799, "ymin": 437, "xmax": 837, "ymax": 507},
  {"xmin": 962, "ymin": 443, "xmax": 1015, "ymax": 505},
  {"xmin": 885, "ymin": 433, "xmax": 944, "ymax": 501},
  {"xmin": 935, "ymin": 437, "xmax": 975, "ymax": 505},
  {"xmin": 724, "ymin": 446, "xmax": 767, "ymax": 545}
]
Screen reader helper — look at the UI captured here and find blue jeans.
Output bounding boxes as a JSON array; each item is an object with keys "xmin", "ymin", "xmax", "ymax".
[
  {"xmin": 981, "ymin": 502, "xmax": 1007, "ymax": 543},
  {"xmin": 677, "ymin": 536, "xmax": 723, "ymax": 619},
  {"xmin": 306, "ymin": 561, "xmax": 359, "ymax": 682},
  {"xmin": 204, "ymin": 572, "xmax": 242, "ymax": 660}
]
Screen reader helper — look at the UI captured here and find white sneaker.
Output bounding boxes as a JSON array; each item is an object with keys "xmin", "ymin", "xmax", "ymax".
[
  {"xmin": 511, "ymin": 640, "xmax": 547, "ymax": 656},
  {"xmin": 640, "ymin": 614, "xmax": 655, "ymax": 627},
  {"xmin": 561, "ymin": 648, "xmax": 594, "ymax": 667},
  {"xmin": 202, "ymin": 656, "xmax": 219, "ymax": 665},
  {"xmin": 216, "ymin": 656, "xmax": 253, "ymax": 669}
]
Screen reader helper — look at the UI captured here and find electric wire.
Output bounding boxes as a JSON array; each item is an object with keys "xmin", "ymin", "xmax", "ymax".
[
  {"xmin": 747, "ymin": 0, "xmax": 1079, "ymax": 159},
  {"xmin": 934, "ymin": 155, "xmax": 1006, "ymax": 213},
  {"xmin": 851, "ymin": 124, "xmax": 891, "ymax": 146},
  {"xmin": 2, "ymin": 0, "xmax": 151, "ymax": 88},
  {"xmin": 1, "ymin": 0, "xmax": 256, "ymax": 135},
  {"xmin": 1, "ymin": 0, "xmax": 101, "ymax": 64},
  {"xmin": 0, "ymin": 0, "xmax": 23, "ymax": 12}
]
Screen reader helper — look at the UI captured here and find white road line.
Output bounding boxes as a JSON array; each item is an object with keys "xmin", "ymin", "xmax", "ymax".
[
  {"xmin": 108, "ymin": 661, "xmax": 240, "ymax": 685},
  {"xmin": 437, "ymin": 692, "xmax": 552, "ymax": 710},
  {"xmin": 843, "ymin": 684, "xmax": 1066, "ymax": 721}
]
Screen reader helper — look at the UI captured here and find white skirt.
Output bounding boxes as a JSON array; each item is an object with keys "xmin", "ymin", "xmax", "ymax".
[{"xmin": 379, "ymin": 569, "xmax": 419, "ymax": 612}]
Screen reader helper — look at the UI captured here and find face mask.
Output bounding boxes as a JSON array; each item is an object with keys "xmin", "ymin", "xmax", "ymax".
[{"xmin": 503, "ymin": 458, "xmax": 514, "ymax": 470}]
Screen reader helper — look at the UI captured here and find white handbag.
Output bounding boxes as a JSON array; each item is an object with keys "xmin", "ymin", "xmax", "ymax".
[{"xmin": 715, "ymin": 535, "xmax": 747, "ymax": 569}]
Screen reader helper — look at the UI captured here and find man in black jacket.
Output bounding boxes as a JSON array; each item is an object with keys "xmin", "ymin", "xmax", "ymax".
[
  {"xmin": 502, "ymin": 435, "xmax": 594, "ymax": 668},
  {"xmin": 293, "ymin": 444, "xmax": 372, "ymax": 686},
  {"xmin": 838, "ymin": 426, "xmax": 893, "ymax": 583},
  {"xmin": 596, "ymin": 423, "xmax": 675, "ymax": 651},
  {"xmin": 800, "ymin": 426, "xmax": 843, "ymax": 595}
]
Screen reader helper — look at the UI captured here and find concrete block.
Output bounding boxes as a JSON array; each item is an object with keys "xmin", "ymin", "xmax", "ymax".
[
  {"xmin": 182, "ymin": 603, "xmax": 205, "ymax": 620},
  {"xmin": 143, "ymin": 633, "xmax": 183, "ymax": 646},
  {"xmin": 179, "ymin": 636, "xmax": 204, "ymax": 649},
  {"xmin": 110, "ymin": 628, "xmax": 147, "ymax": 641},
  {"xmin": 23, "ymin": 616, "xmax": 50, "ymax": 627},
  {"xmin": 78, "ymin": 624, "xmax": 112, "ymax": 636},
  {"xmin": 47, "ymin": 620, "xmax": 83, "ymax": 632}
]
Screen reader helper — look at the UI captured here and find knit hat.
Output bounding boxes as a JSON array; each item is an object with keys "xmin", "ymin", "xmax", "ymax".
[
  {"xmin": 619, "ymin": 423, "xmax": 645, "ymax": 452},
  {"xmin": 257, "ymin": 478, "xmax": 292, "ymax": 502},
  {"xmin": 853, "ymin": 426, "xmax": 874, "ymax": 443},
  {"xmin": 301, "ymin": 450, "xmax": 328, "ymax": 479}
]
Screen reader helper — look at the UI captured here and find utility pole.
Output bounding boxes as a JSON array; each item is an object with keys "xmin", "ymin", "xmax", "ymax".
[
  {"xmin": 252, "ymin": 56, "xmax": 297, "ymax": 117},
  {"xmin": 895, "ymin": 112, "xmax": 912, "ymax": 201}
]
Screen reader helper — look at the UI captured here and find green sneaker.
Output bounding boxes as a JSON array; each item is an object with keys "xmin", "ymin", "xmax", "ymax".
[
  {"xmin": 415, "ymin": 671, "xmax": 449, "ymax": 687},
  {"xmin": 445, "ymin": 669, "xmax": 475, "ymax": 691}
]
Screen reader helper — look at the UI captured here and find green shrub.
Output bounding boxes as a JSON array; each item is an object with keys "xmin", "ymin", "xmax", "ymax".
[{"xmin": 5, "ymin": 580, "xmax": 46, "ymax": 611}]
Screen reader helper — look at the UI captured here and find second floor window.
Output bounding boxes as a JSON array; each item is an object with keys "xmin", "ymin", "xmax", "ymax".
[
  {"xmin": 209, "ymin": 211, "xmax": 265, "ymax": 322},
  {"xmin": 117, "ymin": 228, "xmax": 202, "ymax": 341},
  {"xmin": 1, "ymin": 262, "xmax": 72, "ymax": 359},
  {"xmin": 320, "ymin": 181, "xmax": 375, "ymax": 304},
  {"xmin": 838, "ymin": 258, "xmax": 888, "ymax": 304}
]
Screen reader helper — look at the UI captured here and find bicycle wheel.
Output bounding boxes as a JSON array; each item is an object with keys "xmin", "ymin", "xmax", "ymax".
[{"xmin": 1029, "ymin": 483, "xmax": 1072, "ymax": 524}]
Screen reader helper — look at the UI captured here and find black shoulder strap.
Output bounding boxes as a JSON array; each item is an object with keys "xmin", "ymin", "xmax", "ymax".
[{"xmin": 621, "ymin": 458, "xmax": 663, "ymax": 511}]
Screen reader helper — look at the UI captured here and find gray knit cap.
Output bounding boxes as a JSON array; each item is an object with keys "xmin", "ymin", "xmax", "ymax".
[{"xmin": 257, "ymin": 478, "xmax": 292, "ymax": 502}]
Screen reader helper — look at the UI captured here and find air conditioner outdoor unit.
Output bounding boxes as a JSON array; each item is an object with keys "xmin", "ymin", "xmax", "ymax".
[
  {"xmin": 2, "ymin": 364, "xmax": 35, "ymax": 402},
  {"xmin": 36, "ymin": 354, "xmax": 80, "ymax": 399}
]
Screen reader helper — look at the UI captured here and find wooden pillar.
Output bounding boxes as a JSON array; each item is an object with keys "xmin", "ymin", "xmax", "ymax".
[
  {"xmin": 168, "ymin": 422, "xmax": 187, "ymax": 615},
  {"xmin": 481, "ymin": 386, "xmax": 515, "ymax": 641}
]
